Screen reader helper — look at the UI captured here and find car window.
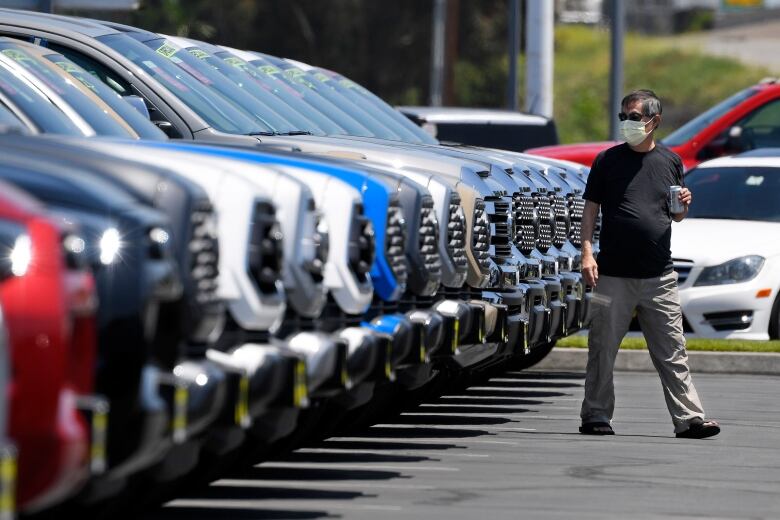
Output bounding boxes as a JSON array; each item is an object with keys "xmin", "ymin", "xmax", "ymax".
[
  {"xmin": 96, "ymin": 33, "xmax": 270, "ymax": 135},
  {"xmin": 0, "ymin": 61, "xmax": 84, "ymax": 135},
  {"xmin": 737, "ymin": 99, "xmax": 780, "ymax": 150},
  {"xmin": 44, "ymin": 53, "xmax": 166, "ymax": 140},
  {"xmin": 685, "ymin": 166, "xmax": 780, "ymax": 222},
  {"xmin": 662, "ymin": 87, "xmax": 759, "ymax": 147}
]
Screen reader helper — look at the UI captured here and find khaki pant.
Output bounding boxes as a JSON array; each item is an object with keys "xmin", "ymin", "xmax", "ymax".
[{"xmin": 580, "ymin": 271, "xmax": 706, "ymax": 433}]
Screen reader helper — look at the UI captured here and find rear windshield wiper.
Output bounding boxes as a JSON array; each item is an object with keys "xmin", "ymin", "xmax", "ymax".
[{"xmin": 280, "ymin": 130, "xmax": 311, "ymax": 136}]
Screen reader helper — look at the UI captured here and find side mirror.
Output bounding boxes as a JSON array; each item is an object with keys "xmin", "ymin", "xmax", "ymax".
[{"xmin": 123, "ymin": 95, "xmax": 151, "ymax": 120}]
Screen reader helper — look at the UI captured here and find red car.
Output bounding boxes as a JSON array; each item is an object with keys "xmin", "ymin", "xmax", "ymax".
[
  {"xmin": 0, "ymin": 182, "xmax": 101, "ymax": 514},
  {"xmin": 527, "ymin": 79, "xmax": 780, "ymax": 171}
]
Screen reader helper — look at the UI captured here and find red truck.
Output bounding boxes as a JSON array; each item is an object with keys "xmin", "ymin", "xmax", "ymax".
[
  {"xmin": 527, "ymin": 79, "xmax": 780, "ymax": 171},
  {"xmin": 0, "ymin": 183, "xmax": 102, "ymax": 513}
]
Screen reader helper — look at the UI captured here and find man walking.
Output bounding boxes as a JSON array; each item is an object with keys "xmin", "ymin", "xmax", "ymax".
[{"xmin": 579, "ymin": 89, "xmax": 720, "ymax": 439}]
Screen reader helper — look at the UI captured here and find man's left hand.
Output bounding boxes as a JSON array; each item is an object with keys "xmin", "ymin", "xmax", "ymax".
[{"xmin": 679, "ymin": 187, "xmax": 692, "ymax": 207}]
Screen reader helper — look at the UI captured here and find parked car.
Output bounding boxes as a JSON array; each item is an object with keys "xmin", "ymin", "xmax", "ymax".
[
  {"xmin": 671, "ymin": 151, "xmax": 780, "ymax": 339},
  {"xmin": 398, "ymin": 106, "xmax": 560, "ymax": 152},
  {"xmin": 526, "ymin": 79, "xmax": 780, "ymax": 171}
]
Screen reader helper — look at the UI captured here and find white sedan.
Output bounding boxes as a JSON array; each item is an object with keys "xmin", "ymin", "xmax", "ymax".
[{"xmin": 672, "ymin": 154, "xmax": 780, "ymax": 340}]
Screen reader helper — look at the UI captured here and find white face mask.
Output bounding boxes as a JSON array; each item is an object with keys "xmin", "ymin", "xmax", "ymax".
[{"xmin": 619, "ymin": 118, "xmax": 653, "ymax": 146}]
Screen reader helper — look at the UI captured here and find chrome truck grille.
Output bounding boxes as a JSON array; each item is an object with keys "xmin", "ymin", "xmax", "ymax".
[
  {"xmin": 487, "ymin": 198, "xmax": 513, "ymax": 258},
  {"xmin": 551, "ymin": 195, "xmax": 568, "ymax": 249},
  {"xmin": 247, "ymin": 201, "xmax": 283, "ymax": 295},
  {"xmin": 189, "ymin": 202, "xmax": 220, "ymax": 304},
  {"xmin": 568, "ymin": 196, "xmax": 585, "ymax": 248},
  {"xmin": 419, "ymin": 198, "xmax": 442, "ymax": 278},
  {"xmin": 533, "ymin": 194, "xmax": 553, "ymax": 254},
  {"xmin": 447, "ymin": 192, "xmax": 468, "ymax": 270},
  {"xmin": 513, "ymin": 193, "xmax": 537, "ymax": 255},
  {"xmin": 384, "ymin": 202, "xmax": 408, "ymax": 286},
  {"xmin": 472, "ymin": 199, "xmax": 491, "ymax": 270}
]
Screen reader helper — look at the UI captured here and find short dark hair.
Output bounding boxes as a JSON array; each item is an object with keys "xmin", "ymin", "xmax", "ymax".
[{"xmin": 621, "ymin": 89, "xmax": 662, "ymax": 117}]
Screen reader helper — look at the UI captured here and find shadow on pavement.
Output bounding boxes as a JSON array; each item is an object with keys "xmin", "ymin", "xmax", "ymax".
[
  {"xmin": 230, "ymin": 465, "xmax": 404, "ymax": 482},
  {"xmin": 417, "ymin": 405, "xmax": 530, "ymax": 414},
  {"xmin": 355, "ymin": 425, "xmax": 490, "ymax": 438},
  {"xmin": 391, "ymin": 414, "xmax": 513, "ymax": 426},
  {"xmin": 503, "ymin": 371, "xmax": 586, "ymax": 380},
  {"xmin": 279, "ymin": 451, "xmax": 432, "ymax": 464},
  {"xmin": 464, "ymin": 388, "xmax": 568, "ymax": 398},
  {"xmin": 436, "ymin": 396, "xmax": 547, "ymax": 406},
  {"xmin": 319, "ymin": 439, "xmax": 464, "ymax": 451},
  {"xmin": 189, "ymin": 484, "xmax": 369, "ymax": 501},
  {"xmin": 481, "ymin": 380, "xmax": 580, "ymax": 389}
]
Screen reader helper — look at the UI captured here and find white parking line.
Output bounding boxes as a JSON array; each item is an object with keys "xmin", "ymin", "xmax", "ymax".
[{"xmin": 212, "ymin": 479, "xmax": 436, "ymax": 491}]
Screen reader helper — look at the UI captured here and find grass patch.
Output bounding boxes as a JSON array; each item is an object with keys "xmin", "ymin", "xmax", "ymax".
[
  {"xmin": 557, "ymin": 335, "xmax": 780, "ymax": 353},
  {"xmin": 552, "ymin": 25, "xmax": 773, "ymax": 144}
]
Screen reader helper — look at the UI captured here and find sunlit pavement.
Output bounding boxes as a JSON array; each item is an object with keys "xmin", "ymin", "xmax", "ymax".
[{"xmin": 147, "ymin": 370, "xmax": 780, "ymax": 520}]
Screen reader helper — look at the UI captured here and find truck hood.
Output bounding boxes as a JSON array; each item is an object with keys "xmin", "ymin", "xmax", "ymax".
[{"xmin": 671, "ymin": 218, "xmax": 780, "ymax": 266}]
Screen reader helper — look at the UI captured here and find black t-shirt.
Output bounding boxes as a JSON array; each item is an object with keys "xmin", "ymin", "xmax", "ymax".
[{"xmin": 583, "ymin": 143, "xmax": 684, "ymax": 278}]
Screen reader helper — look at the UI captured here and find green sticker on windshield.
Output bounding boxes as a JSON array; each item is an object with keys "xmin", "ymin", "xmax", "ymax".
[
  {"xmin": 339, "ymin": 78, "xmax": 358, "ymax": 89},
  {"xmin": 223, "ymin": 56, "xmax": 245, "ymax": 68},
  {"xmin": 156, "ymin": 42, "xmax": 179, "ymax": 59},
  {"xmin": 1, "ymin": 48, "xmax": 33, "ymax": 64},
  {"xmin": 259, "ymin": 64, "xmax": 281, "ymax": 76},
  {"xmin": 284, "ymin": 68, "xmax": 316, "ymax": 89},
  {"xmin": 188, "ymin": 48, "xmax": 210, "ymax": 60},
  {"xmin": 53, "ymin": 60, "xmax": 81, "ymax": 74},
  {"xmin": 313, "ymin": 72, "xmax": 330, "ymax": 83}
]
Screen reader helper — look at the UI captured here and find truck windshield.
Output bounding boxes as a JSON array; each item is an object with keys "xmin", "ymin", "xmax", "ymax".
[
  {"xmin": 0, "ymin": 61, "xmax": 84, "ymax": 135},
  {"xmin": 662, "ymin": 88, "xmax": 759, "ymax": 147},
  {"xmin": 140, "ymin": 37, "xmax": 299, "ymax": 134},
  {"xmin": 43, "ymin": 52, "xmax": 166, "ymax": 140},
  {"xmin": 97, "ymin": 33, "xmax": 271, "ymax": 135},
  {"xmin": 0, "ymin": 42, "xmax": 134, "ymax": 138}
]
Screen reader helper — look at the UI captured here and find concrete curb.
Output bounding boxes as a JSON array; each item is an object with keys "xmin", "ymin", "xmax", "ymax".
[{"xmin": 534, "ymin": 347, "xmax": 780, "ymax": 375}]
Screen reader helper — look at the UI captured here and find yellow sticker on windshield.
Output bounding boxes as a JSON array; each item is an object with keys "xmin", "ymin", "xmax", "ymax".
[
  {"xmin": 156, "ymin": 42, "xmax": 179, "ymax": 59},
  {"xmin": 313, "ymin": 72, "xmax": 330, "ymax": 83}
]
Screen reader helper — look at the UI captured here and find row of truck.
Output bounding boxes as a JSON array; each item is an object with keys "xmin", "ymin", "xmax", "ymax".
[{"xmin": 0, "ymin": 8, "xmax": 599, "ymax": 518}]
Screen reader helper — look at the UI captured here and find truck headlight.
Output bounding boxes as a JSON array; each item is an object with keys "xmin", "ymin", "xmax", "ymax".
[
  {"xmin": 99, "ymin": 228, "xmax": 122, "ymax": 265},
  {"xmin": 10, "ymin": 234, "xmax": 31, "ymax": 276},
  {"xmin": 694, "ymin": 255, "xmax": 764, "ymax": 286}
]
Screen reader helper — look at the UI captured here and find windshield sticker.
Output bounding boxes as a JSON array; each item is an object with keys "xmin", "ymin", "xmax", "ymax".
[
  {"xmin": 54, "ymin": 62, "xmax": 99, "ymax": 93},
  {"xmin": 746, "ymin": 175, "xmax": 764, "ymax": 186},
  {"xmin": 283, "ymin": 68, "xmax": 316, "ymax": 89},
  {"xmin": 156, "ymin": 42, "xmax": 179, "ymax": 59},
  {"xmin": 259, "ymin": 64, "xmax": 281, "ymax": 76},
  {"xmin": 223, "ymin": 56, "xmax": 246, "ymax": 68},
  {"xmin": 188, "ymin": 48, "xmax": 210, "ymax": 60},
  {"xmin": 1, "ymin": 48, "xmax": 33, "ymax": 64},
  {"xmin": 313, "ymin": 72, "xmax": 331, "ymax": 83},
  {"xmin": 338, "ymin": 78, "xmax": 358, "ymax": 89}
]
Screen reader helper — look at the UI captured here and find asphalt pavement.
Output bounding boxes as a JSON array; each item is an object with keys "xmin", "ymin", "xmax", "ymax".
[{"xmin": 146, "ymin": 370, "xmax": 780, "ymax": 520}]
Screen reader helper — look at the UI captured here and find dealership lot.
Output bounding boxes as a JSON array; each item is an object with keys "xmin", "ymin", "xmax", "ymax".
[{"xmin": 148, "ymin": 370, "xmax": 780, "ymax": 520}]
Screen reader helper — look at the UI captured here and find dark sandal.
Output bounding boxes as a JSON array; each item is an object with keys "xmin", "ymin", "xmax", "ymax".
[
  {"xmin": 579, "ymin": 422, "xmax": 615, "ymax": 435},
  {"xmin": 676, "ymin": 419, "xmax": 720, "ymax": 439}
]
